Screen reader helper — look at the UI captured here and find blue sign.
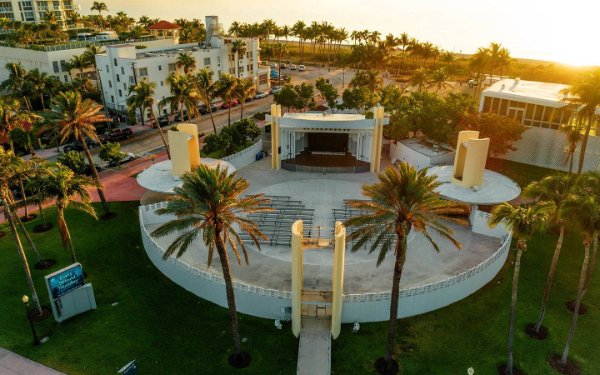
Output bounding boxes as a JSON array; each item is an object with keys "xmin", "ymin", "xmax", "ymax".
[{"xmin": 46, "ymin": 264, "xmax": 85, "ymax": 298}]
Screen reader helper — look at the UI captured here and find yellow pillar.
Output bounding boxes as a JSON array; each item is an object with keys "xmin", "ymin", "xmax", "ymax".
[
  {"xmin": 374, "ymin": 106, "xmax": 384, "ymax": 172},
  {"xmin": 331, "ymin": 221, "xmax": 346, "ymax": 339},
  {"xmin": 370, "ymin": 107, "xmax": 378, "ymax": 173},
  {"xmin": 451, "ymin": 130, "xmax": 490, "ymax": 188},
  {"xmin": 291, "ymin": 219, "xmax": 303, "ymax": 338},
  {"xmin": 167, "ymin": 123, "xmax": 201, "ymax": 176},
  {"xmin": 275, "ymin": 105, "xmax": 282, "ymax": 170}
]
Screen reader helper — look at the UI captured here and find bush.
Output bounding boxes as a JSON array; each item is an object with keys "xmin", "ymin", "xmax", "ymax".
[
  {"xmin": 99, "ymin": 142, "xmax": 126, "ymax": 166},
  {"xmin": 253, "ymin": 112, "xmax": 266, "ymax": 121},
  {"xmin": 57, "ymin": 151, "xmax": 87, "ymax": 174},
  {"xmin": 201, "ymin": 119, "xmax": 261, "ymax": 158}
]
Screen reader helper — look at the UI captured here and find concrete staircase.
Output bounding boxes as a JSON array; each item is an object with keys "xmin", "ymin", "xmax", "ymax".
[{"xmin": 297, "ymin": 317, "xmax": 331, "ymax": 375}]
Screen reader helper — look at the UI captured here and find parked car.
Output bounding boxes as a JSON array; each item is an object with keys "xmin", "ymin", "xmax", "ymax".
[
  {"xmin": 254, "ymin": 90, "xmax": 269, "ymax": 99},
  {"xmin": 290, "ymin": 64, "xmax": 297, "ymax": 70},
  {"xmin": 63, "ymin": 139, "xmax": 98, "ymax": 152},
  {"xmin": 281, "ymin": 63, "xmax": 287, "ymax": 69},
  {"xmin": 198, "ymin": 104, "xmax": 218, "ymax": 115},
  {"xmin": 174, "ymin": 111, "xmax": 190, "ymax": 122},
  {"xmin": 298, "ymin": 65, "xmax": 306, "ymax": 72},
  {"xmin": 100, "ymin": 128, "xmax": 133, "ymax": 143},
  {"xmin": 156, "ymin": 115, "xmax": 171, "ymax": 127},
  {"xmin": 220, "ymin": 99, "xmax": 239, "ymax": 109},
  {"xmin": 270, "ymin": 86, "xmax": 283, "ymax": 94},
  {"xmin": 270, "ymin": 62, "xmax": 277, "ymax": 68}
]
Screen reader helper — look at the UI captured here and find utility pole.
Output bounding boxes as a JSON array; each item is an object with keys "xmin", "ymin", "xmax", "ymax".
[{"xmin": 131, "ymin": 62, "xmax": 144, "ymax": 126}]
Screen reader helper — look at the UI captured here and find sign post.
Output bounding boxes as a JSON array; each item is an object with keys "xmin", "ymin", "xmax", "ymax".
[{"xmin": 44, "ymin": 263, "xmax": 97, "ymax": 322}]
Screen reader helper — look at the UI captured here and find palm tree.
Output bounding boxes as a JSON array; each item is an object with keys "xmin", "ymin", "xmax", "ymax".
[
  {"xmin": 561, "ymin": 69, "xmax": 600, "ymax": 174},
  {"xmin": 345, "ymin": 163, "xmax": 467, "ymax": 372},
  {"xmin": 490, "ymin": 203, "xmax": 551, "ymax": 375},
  {"xmin": 1, "ymin": 62, "xmax": 31, "ymax": 110},
  {"xmin": 127, "ymin": 80, "xmax": 170, "ymax": 158},
  {"xmin": 234, "ymin": 78, "xmax": 255, "ymax": 121},
  {"xmin": 558, "ymin": 191, "xmax": 600, "ymax": 367},
  {"xmin": 428, "ymin": 67, "xmax": 452, "ymax": 93},
  {"xmin": 69, "ymin": 54, "xmax": 88, "ymax": 79},
  {"xmin": 151, "ymin": 165, "xmax": 270, "ymax": 366},
  {"xmin": 560, "ymin": 118, "xmax": 584, "ymax": 174},
  {"xmin": 24, "ymin": 68, "xmax": 48, "ymax": 109},
  {"xmin": 82, "ymin": 45, "xmax": 105, "ymax": 70},
  {"xmin": 410, "ymin": 67, "xmax": 428, "ymax": 92},
  {"xmin": 230, "ymin": 39, "xmax": 247, "ymax": 78},
  {"xmin": 216, "ymin": 73, "xmax": 237, "ymax": 126},
  {"xmin": 291, "ymin": 21, "xmax": 306, "ymax": 63},
  {"xmin": 523, "ymin": 175, "xmax": 576, "ymax": 335},
  {"xmin": 0, "ymin": 148, "xmax": 43, "ymax": 315},
  {"xmin": 175, "ymin": 52, "xmax": 197, "ymax": 75},
  {"xmin": 90, "ymin": 1, "xmax": 108, "ymax": 28},
  {"xmin": 41, "ymin": 163, "xmax": 97, "ymax": 262},
  {"xmin": 26, "ymin": 158, "xmax": 53, "ymax": 232},
  {"xmin": 194, "ymin": 68, "xmax": 218, "ymax": 134},
  {"xmin": 47, "ymin": 91, "xmax": 113, "ymax": 218},
  {"xmin": 164, "ymin": 73, "xmax": 199, "ymax": 121}
]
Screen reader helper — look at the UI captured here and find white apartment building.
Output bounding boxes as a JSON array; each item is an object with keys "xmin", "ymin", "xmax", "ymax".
[
  {"xmin": 0, "ymin": 0, "xmax": 78, "ymax": 28},
  {"xmin": 0, "ymin": 36, "xmax": 177, "ymax": 84},
  {"xmin": 95, "ymin": 17, "xmax": 270, "ymax": 119},
  {"xmin": 480, "ymin": 78, "xmax": 600, "ymax": 172}
]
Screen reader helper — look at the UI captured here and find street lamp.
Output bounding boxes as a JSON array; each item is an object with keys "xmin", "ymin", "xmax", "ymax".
[{"xmin": 21, "ymin": 295, "xmax": 40, "ymax": 346}]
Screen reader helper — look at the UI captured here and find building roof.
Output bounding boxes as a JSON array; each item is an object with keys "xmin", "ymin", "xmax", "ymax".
[
  {"xmin": 400, "ymin": 138, "xmax": 453, "ymax": 158},
  {"xmin": 268, "ymin": 112, "xmax": 389, "ymax": 131},
  {"xmin": 147, "ymin": 21, "xmax": 182, "ymax": 30},
  {"xmin": 482, "ymin": 78, "xmax": 570, "ymax": 107}
]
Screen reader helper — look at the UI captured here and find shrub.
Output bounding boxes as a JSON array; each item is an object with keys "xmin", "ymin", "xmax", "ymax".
[
  {"xmin": 57, "ymin": 151, "xmax": 87, "ymax": 174},
  {"xmin": 99, "ymin": 142, "xmax": 126, "ymax": 166}
]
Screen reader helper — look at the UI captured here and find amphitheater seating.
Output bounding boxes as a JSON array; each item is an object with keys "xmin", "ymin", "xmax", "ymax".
[
  {"xmin": 331, "ymin": 199, "xmax": 395, "ymax": 249},
  {"xmin": 240, "ymin": 195, "xmax": 315, "ymax": 246}
]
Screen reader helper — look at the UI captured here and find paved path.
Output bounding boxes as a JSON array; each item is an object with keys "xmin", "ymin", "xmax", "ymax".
[
  {"xmin": 0, "ymin": 348, "xmax": 66, "ymax": 375},
  {"xmin": 297, "ymin": 318, "xmax": 331, "ymax": 375}
]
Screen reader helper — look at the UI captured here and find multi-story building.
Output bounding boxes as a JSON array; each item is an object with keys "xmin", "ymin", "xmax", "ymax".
[
  {"xmin": 95, "ymin": 17, "xmax": 270, "ymax": 119},
  {"xmin": 480, "ymin": 78, "xmax": 600, "ymax": 172},
  {"xmin": 0, "ymin": 0, "xmax": 78, "ymax": 28}
]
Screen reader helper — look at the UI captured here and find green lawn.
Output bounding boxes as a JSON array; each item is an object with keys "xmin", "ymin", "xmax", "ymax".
[{"xmin": 0, "ymin": 160, "xmax": 599, "ymax": 374}]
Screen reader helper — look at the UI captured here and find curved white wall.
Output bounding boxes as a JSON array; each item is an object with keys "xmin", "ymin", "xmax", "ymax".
[
  {"xmin": 222, "ymin": 139, "xmax": 264, "ymax": 170},
  {"xmin": 140, "ymin": 204, "xmax": 511, "ymax": 323}
]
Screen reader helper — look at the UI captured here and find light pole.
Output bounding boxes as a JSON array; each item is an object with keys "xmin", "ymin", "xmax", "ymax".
[{"xmin": 21, "ymin": 295, "xmax": 40, "ymax": 346}]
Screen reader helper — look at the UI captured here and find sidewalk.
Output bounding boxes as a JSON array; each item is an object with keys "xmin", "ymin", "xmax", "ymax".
[{"xmin": 0, "ymin": 348, "xmax": 66, "ymax": 375}]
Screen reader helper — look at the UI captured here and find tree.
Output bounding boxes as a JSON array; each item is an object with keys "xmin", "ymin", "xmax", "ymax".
[
  {"xmin": 345, "ymin": 163, "xmax": 467, "ymax": 373},
  {"xmin": 57, "ymin": 150, "xmax": 87, "ymax": 174},
  {"xmin": 99, "ymin": 142, "xmax": 126, "ymax": 166},
  {"xmin": 151, "ymin": 165, "xmax": 271, "ymax": 367},
  {"xmin": 215, "ymin": 73, "xmax": 237, "ymax": 126},
  {"xmin": 490, "ymin": 203, "xmax": 551, "ymax": 375},
  {"xmin": 0, "ymin": 148, "xmax": 43, "ymax": 315},
  {"xmin": 294, "ymin": 82, "xmax": 314, "ymax": 111},
  {"xmin": 46, "ymin": 91, "xmax": 113, "ymax": 218},
  {"xmin": 560, "ymin": 120, "xmax": 583, "ymax": 174},
  {"xmin": 1, "ymin": 62, "xmax": 31, "ymax": 110},
  {"xmin": 42, "ymin": 163, "xmax": 97, "ymax": 262},
  {"xmin": 69, "ymin": 54, "xmax": 88, "ymax": 79},
  {"xmin": 90, "ymin": 1, "xmax": 108, "ymax": 28},
  {"xmin": 557, "ymin": 191, "xmax": 600, "ymax": 368},
  {"xmin": 341, "ymin": 86, "xmax": 378, "ymax": 114},
  {"xmin": 561, "ymin": 68, "xmax": 600, "ymax": 174},
  {"xmin": 230, "ymin": 39, "xmax": 247, "ymax": 78},
  {"xmin": 349, "ymin": 70, "xmax": 382, "ymax": 94},
  {"xmin": 24, "ymin": 68, "xmax": 48, "ymax": 110},
  {"xmin": 273, "ymin": 85, "xmax": 299, "ymax": 112},
  {"xmin": 164, "ymin": 73, "xmax": 199, "ymax": 122},
  {"xmin": 316, "ymin": 78, "xmax": 339, "ymax": 111},
  {"xmin": 82, "ymin": 45, "xmax": 105, "ymax": 70},
  {"xmin": 409, "ymin": 67, "xmax": 428, "ymax": 92},
  {"xmin": 194, "ymin": 68, "xmax": 218, "ymax": 134},
  {"xmin": 127, "ymin": 80, "xmax": 170, "ymax": 158},
  {"xmin": 175, "ymin": 52, "xmax": 197, "ymax": 75},
  {"xmin": 460, "ymin": 112, "xmax": 525, "ymax": 157},
  {"xmin": 523, "ymin": 174, "xmax": 576, "ymax": 335},
  {"xmin": 428, "ymin": 67, "xmax": 452, "ymax": 93},
  {"xmin": 233, "ymin": 78, "xmax": 255, "ymax": 121}
]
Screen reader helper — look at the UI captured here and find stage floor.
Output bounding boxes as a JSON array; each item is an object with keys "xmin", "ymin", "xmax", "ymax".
[{"xmin": 283, "ymin": 150, "xmax": 370, "ymax": 168}]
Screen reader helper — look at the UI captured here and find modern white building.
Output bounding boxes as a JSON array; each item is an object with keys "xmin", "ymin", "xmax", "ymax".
[
  {"xmin": 0, "ymin": 0, "xmax": 78, "ymax": 28},
  {"xmin": 0, "ymin": 36, "xmax": 174, "ymax": 84},
  {"xmin": 480, "ymin": 78, "xmax": 600, "ymax": 172},
  {"xmin": 95, "ymin": 17, "xmax": 270, "ymax": 118}
]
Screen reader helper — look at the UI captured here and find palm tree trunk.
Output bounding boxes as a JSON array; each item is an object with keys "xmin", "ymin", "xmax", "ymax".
[
  {"xmin": 38, "ymin": 200, "xmax": 47, "ymax": 227},
  {"xmin": 207, "ymin": 101, "xmax": 217, "ymax": 134},
  {"xmin": 151, "ymin": 111, "xmax": 170, "ymax": 159},
  {"xmin": 576, "ymin": 114, "xmax": 594, "ymax": 175},
  {"xmin": 506, "ymin": 246, "xmax": 524, "ymax": 375},
  {"xmin": 40, "ymin": 93, "xmax": 45, "ymax": 110},
  {"xmin": 18, "ymin": 180, "xmax": 29, "ymax": 219},
  {"xmin": 80, "ymin": 138, "xmax": 111, "ymax": 217},
  {"xmin": 13, "ymin": 205, "xmax": 43, "ymax": 263},
  {"xmin": 568, "ymin": 147, "xmax": 575, "ymax": 175},
  {"xmin": 583, "ymin": 233, "xmax": 598, "ymax": 294},
  {"xmin": 215, "ymin": 226, "xmax": 242, "ymax": 355},
  {"xmin": 385, "ymin": 230, "xmax": 407, "ymax": 368},
  {"xmin": 2, "ymin": 198, "xmax": 42, "ymax": 315},
  {"xmin": 240, "ymin": 101, "xmax": 245, "ymax": 121},
  {"xmin": 228, "ymin": 102, "xmax": 232, "ymax": 126},
  {"xmin": 534, "ymin": 224, "xmax": 564, "ymax": 332},
  {"xmin": 57, "ymin": 205, "xmax": 76, "ymax": 262},
  {"xmin": 560, "ymin": 240, "xmax": 590, "ymax": 365}
]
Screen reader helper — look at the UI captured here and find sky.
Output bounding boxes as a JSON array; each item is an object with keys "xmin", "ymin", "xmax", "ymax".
[{"xmin": 78, "ymin": 0, "xmax": 599, "ymax": 66}]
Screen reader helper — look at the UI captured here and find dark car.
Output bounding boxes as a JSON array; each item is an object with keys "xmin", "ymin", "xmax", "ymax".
[
  {"xmin": 100, "ymin": 128, "xmax": 133, "ymax": 143},
  {"xmin": 220, "ymin": 99, "xmax": 239, "ymax": 109},
  {"xmin": 174, "ymin": 111, "xmax": 190, "ymax": 122},
  {"xmin": 198, "ymin": 104, "xmax": 218, "ymax": 115},
  {"xmin": 63, "ymin": 139, "xmax": 98, "ymax": 152},
  {"xmin": 155, "ymin": 115, "xmax": 171, "ymax": 127}
]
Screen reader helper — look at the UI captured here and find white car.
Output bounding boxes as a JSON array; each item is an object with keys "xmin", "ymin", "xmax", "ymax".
[
  {"xmin": 290, "ymin": 64, "xmax": 297, "ymax": 70},
  {"xmin": 298, "ymin": 65, "xmax": 306, "ymax": 71},
  {"xmin": 270, "ymin": 62, "xmax": 277, "ymax": 68},
  {"xmin": 254, "ymin": 91, "xmax": 269, "ymax": 99},
  {"xmin": 270, "ymin": 86, "xmax": 283, "ymax": 94}
]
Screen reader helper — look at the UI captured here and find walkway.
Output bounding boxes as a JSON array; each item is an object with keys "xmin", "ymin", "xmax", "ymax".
[
  {"xmin": 0, "ymin": 348, "xmax": 66, "ymax": 375},
  {"xmin": 297, "ymin": 318, "xmax": 331, "ymax": 375}
]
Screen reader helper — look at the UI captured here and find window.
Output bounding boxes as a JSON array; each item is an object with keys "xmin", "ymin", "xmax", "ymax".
[
  {"xmin": 258, "ymin": 73, "xmax": 268, "ymax": 85},
  {"xmin": 160, "ymin": 81, "xmax": 164, "ymax": 86},
  {"xmin": 139, "ymin": 67, "xmax": 148, "ymax": 77},
  {"xmin": 239, "ymin": 66, "xmax": 244, "ymax": 74},
  {"xmin": 118, "ymin": 89, "xmax": 122, "ymax": 97},
  {"xmin": 168, "ymin": 63, "xmax": 176, "ymax": 73},
  {"xmin": 158, "ymin": 65, "xmax": 162, "ymax": 71},
  {"xmin": 247, "ymin": 51, "xmax": 253, "ymax": 59},
  {"xmin": 116, "ymin": 74, "xmax": 120, "ymax": 82},
  {"xmin": 63, "ymin": 75, "xmax": 68, "ymax": 83},
  {"xmin": 111, "ymin": 96, "xmax": 114, "ymax": 102},
  {"xmin": 108, "ymin": 80, "xmax": 112, "ymax": 88},
  {"xmin": 123, "ymin": 83, "xmax": 127, "ymax": 91},
  {"xmin": 113, "ymin": 58, "xmax": 118, "ymax": 66},
  {"xmin": 121, "ymin": 67, "xmax": 125, "ymax": 75},
  {"xmin": 52, "ymin": 61, "xmax": 59, "ymax": 73},
  {"xmin": 204, "ymin": 57, "xmax": 211, "ymax": 66},
  {"xmin": 482, "ymin": 97, "xmax": 492, "ymax": 112},
  {"xmin": 106, "ymin": 64, "xmax": 109, "ymax": 72},
  {"xmin": 59, "ymin": 60, "xmax": 67, "ymax": 72},
  {"xmin": 499, "ymin": 99, "xmax": 508, "ymax": 115}
]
